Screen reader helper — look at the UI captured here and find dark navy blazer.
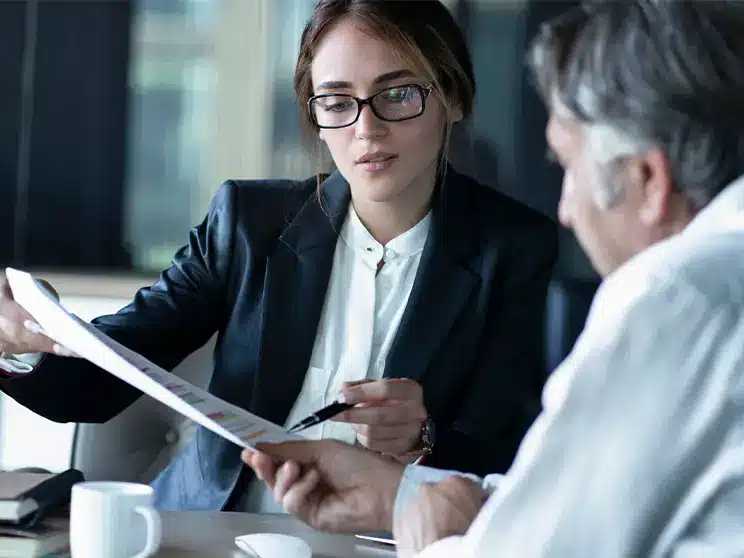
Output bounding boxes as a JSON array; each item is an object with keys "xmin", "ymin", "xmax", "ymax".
[{"xmin": 0, "ymin": 167, "xmax": 557, "ymax": 511}]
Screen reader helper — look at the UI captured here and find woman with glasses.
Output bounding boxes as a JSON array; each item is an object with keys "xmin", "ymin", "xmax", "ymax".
[{"xmin": 0, "ymin": 0, "xmax": 556, "ymax": 513}]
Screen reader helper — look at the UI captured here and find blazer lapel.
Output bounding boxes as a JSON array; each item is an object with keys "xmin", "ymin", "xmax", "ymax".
[
  {"xmin": 251, "ymin": 172, "xmax": 350, "ymax": 425},
  {"xmin": 384, "ymin": 168, "xmax": 481, "ymax": 383}
]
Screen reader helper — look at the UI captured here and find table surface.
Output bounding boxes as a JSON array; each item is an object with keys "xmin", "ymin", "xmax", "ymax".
[{"xmin": 154, "ymin": 511, "xmax": 396, "ymax": 558}]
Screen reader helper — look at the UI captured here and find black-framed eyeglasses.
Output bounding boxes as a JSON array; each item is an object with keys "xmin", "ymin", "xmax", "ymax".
[{"xmin": 308, "ymin": 83, "xmax": 433, "ymax": 129}]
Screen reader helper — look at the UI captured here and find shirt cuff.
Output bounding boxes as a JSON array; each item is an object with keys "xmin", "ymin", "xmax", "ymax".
[
  {"xmin": 0, "ymin": 352, "xmax": 44, "ymax": 375},
  {"xmin": 414, "ymin": 535, "xmax": 466, "ymax": 558},
  {"xmin": 393, "ymin": 465, "xmax": 503, "ymax": 531}
]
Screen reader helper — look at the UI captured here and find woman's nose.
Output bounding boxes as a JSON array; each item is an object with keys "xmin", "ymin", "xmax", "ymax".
[{"xmin": 354, "ymin": 104, "xmax": 387, "ymax": 139}]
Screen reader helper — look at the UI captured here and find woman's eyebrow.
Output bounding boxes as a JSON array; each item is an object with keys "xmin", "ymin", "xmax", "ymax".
[
  {"xmin": 372, "ymin": 69, "xmax": 415, "ymax": 85},
  {"xmin": 315, "ymin": 80, "xmax": 353, "ymax": 92},
  {"xmin": 315, "ymin": 69, "xmax": 415, "ymax": 92}
]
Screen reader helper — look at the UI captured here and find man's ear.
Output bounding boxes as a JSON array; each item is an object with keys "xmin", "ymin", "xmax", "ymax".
[{"xmin": 634, "ymin": 147, "xmax": 674, "ymax": 226}]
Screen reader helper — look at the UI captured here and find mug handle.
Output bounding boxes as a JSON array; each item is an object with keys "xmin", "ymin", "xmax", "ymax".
[{"xmin": 129, "ymin": 505, "xmax": 162, "ymax": 558}]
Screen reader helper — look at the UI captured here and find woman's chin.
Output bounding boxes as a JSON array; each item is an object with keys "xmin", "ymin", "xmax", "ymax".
[{"xmin": 353, "ymin": 181, "xmax": 406, "ymax": 204}]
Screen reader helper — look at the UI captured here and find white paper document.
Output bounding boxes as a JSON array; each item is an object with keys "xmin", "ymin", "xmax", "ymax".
[{"xmin": 6, "ymin": 267, "xmax": 299, "ymax": 449}]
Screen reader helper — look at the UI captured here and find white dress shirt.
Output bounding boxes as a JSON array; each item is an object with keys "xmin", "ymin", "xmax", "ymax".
[
  {"xmin": 399, "ymin": 175, "xmax": 744, "ymax": 558},
  {"xmin": 240, "ymin": 204, "xmax": 432, "ymax": 512}
]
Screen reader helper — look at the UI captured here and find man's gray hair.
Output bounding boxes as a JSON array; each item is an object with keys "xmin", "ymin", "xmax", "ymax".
[
  {"xmin": 529, "ymin": 0, "xmax": 744, "ymax": 212},
  {"xmin": 586, "ymin": 122, "xmax": 652, "ymax": 208}
]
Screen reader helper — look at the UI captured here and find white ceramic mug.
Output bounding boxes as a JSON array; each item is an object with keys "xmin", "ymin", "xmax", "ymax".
[{"xmin": 70, "ymin": 481, "xmax": 162, "ymax": 558}]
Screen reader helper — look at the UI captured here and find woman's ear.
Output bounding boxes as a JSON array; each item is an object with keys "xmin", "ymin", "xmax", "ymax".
[
  {"xmin": 448, "ymin": 105, "xmax": 464, "ymax": 124},
  {"xmin": 318, "ymin": 129, "xmax": 326, "ymax": 142}
]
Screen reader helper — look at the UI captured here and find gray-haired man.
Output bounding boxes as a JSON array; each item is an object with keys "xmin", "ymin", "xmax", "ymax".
[{"xmin": 243, "ymin": 2, "xmax": 744, "ymax": 556}]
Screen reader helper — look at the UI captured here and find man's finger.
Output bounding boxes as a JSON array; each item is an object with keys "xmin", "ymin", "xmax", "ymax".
[
  {"xmin": 341, "ymin": 378, "xmax": 423, "ymax": 405},
  {"xmin": 240, "ymin": 448, "xmax": 255, "ymax": 465},
  {"xmin": 241, "ymin": 448, "xmax": 277, "ymax": 485},
  {"xmin": 282, "ymin": 468, "xmax": 321, "ymax": 519},
  {"xmin": 256, "ymin": 440, "xmax": 329, "ymax": 465},
  {"xmin": 273, "ymin": 461, "xmax": 302, "ymax": 503}
]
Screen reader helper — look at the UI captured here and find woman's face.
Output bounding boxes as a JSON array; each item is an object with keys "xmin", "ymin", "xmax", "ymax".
[{"xmin": 310, "ymin": 18, "xmax": 460, "ymax": 208}]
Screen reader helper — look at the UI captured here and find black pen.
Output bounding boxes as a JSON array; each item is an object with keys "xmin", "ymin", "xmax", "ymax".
[{"xmin": 286, "ymin": 400, "xmax": 355, "ymax": 434}]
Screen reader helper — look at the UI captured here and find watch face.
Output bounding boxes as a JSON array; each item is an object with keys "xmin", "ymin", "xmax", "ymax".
[{"xmin": 422, "ymin": 420, "xmax": 434, "ymax": 448}]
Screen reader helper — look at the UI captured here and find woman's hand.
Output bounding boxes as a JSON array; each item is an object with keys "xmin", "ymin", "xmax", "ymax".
[
  {"xmin": 0, "ymin": 273, "xmax": 76, "ymax": 357},
  {"xmin": 332, "ymin": 378, "xmax": 428, "ymax": 458}
]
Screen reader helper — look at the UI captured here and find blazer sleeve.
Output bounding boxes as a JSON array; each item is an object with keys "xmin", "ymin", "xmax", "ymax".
[
  {"xmin": 0, "ymin": 181, "xmax": 238, "ymax": 424},
  {"xmin": 428, "ymin": 216, "xmax": 558, "ymax": 477}
]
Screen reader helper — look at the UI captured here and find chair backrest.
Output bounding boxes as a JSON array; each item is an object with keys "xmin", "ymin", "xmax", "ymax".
[
  {"xmin": 545, "ymin": 273, "xmax": 599, "ymax": 373},
  {"xmin": 70, "ymin": 336, "xmax": 216, "ymax": 483}
]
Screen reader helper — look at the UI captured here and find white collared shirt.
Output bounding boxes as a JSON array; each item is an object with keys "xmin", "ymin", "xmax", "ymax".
[
  {"xmin": 240, "ymin": 204, "xmax": 432, "ymax": 512},
  {"xmin": 401, "ymin": 175, "xmax": 744, "ymax": 558}
]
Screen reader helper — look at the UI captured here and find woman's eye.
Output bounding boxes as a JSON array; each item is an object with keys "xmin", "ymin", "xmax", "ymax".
[
  {"xmin": 382, "ymin": 88, "xmax": 410, "ymax": 102},
  {"xmin": 323, "ymin": 100, "xmax": 354, "ymax": 112}
]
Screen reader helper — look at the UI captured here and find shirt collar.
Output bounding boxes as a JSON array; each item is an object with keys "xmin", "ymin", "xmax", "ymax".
[
  {"xmin": 340, "ymin": 204, "xmax": 432, "ymax": 260},
  {"xmin": 685, "ymin": 173, "xmax": 744, "ymax": 236}
]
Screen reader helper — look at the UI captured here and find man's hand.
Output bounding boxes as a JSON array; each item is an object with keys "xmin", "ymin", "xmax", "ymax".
[
  {"xmin": 394, "ymin": 476, "xmax": 488, "ymax": 558},
  {"xmin": 241, "ymin": 439, "xmax": 405, "ymax": 533},
  {"xmin": 0, "ymin": 273, "xmax": 75, "ymax": 357},
  {"xmin": 332, "ymin": 379, "xmax": 428, "ymax": 457}
]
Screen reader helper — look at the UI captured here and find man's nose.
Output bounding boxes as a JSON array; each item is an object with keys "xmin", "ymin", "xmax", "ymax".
[{"xmin": 354, "ymin": 104, "xmax": 387, "ymax": 139}]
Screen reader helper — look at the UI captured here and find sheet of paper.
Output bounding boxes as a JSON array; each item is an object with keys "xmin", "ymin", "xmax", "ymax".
[{"xmin": 6, "ymin": 267, "xmax": 299, "ymax": 449}]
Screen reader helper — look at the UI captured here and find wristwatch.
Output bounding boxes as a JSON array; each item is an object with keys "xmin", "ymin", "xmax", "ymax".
[{"xmin": 401, "ymin": 418, "xmax": 435, "ymax": 462}]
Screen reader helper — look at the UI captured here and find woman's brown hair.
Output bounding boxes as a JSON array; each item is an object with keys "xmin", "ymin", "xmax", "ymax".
[{"xmin": 294, "ymin": 0, "xmax": 476, "ymax": 169}]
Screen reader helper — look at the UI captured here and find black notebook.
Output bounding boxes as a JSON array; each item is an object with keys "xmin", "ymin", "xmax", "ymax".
[{"xmin": 0, "ymin": 470, "xmax": 84, "ymax": 526}]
